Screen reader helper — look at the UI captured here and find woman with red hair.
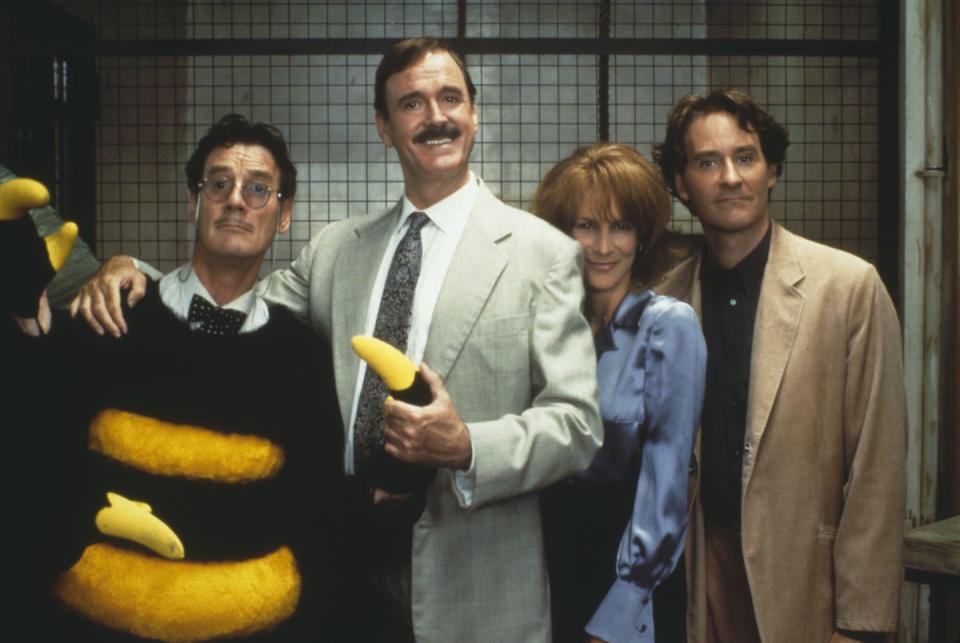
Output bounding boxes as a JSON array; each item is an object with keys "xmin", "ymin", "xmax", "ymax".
[{"xmin": 535, "ymin": 143, "xmax": 706, "ymax": 643}]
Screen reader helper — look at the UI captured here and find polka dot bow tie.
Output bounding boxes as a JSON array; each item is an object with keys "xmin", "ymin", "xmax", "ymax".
[{"xmin": 187, "ymin": 294, "xmax": 246, "ymax": 336}]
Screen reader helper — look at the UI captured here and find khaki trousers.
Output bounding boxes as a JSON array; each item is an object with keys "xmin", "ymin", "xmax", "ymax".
[{"xmin": 704, "ymin": 521, "xmax": 762, "ymax": 643}]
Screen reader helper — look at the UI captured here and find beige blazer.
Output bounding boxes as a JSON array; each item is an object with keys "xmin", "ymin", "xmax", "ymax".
[
  {"xmin": 261, "ymin": 181, "xmax": 602, "ymax": 642},
  {"xmin": 658, "ymin": 223, "xmax": 906, "ymax": 643}
]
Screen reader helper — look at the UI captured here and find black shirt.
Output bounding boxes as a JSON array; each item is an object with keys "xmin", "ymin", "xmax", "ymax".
[{"xmin": 698, "ymin": 225, "xmax": 772, "ymax": 530}]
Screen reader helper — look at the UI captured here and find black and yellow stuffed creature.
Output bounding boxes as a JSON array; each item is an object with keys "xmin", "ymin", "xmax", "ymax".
[{"xmin": 2, "ymin": 178, "xmax": 346, "ymax": 642}]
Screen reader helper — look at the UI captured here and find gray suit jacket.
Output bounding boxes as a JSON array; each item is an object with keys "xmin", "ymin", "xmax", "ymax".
[{"xmin": 261, "ymin": 181, "xmax": 602, "ymax": 642}]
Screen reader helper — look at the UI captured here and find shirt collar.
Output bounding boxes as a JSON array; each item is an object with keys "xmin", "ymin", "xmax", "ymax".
[
  {"xmin": 611, "ymin": 289, "xmax": 655, "ymax": 329},
  {"xmin": 160, "ymin": 264, "xmax": 260, "ymax": 320},
  {"xmin": 398, "ymin": 172, "xmax": 479, "ymax": 235},
  {"xmin": 594, "ymin": 289, "xmax": 656, "ymax": 356},
  {"xmin": 701, "ymin": 223, "xmax": 772, "ymax": 295}
]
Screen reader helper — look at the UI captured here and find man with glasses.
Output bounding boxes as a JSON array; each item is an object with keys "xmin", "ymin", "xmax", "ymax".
[
  {"xmin": 10, "ymin": 114, "xmax": 347, "ymax": 640},
  {"xmin": 76, "ymin": 114, "xmax": 293, "ymax": 333}
]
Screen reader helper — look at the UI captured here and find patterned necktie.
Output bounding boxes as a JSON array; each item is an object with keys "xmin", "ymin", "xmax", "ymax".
[
  {"xmin": 353, "ymin": 211, "xmax": 430, "ymax": 470},
  {"xmin": 187, "ymin": 294, "xmax": 247, "ymax": 336}
]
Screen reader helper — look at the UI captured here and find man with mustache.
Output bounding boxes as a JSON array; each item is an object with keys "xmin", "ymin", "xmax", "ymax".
[
  {"xmin": 73, "ymin": 38, "xmax": 602, "ymax": 642},
  {"xmin": 655, "ymin": 89, "xmax": 906, "ymax": 643}
]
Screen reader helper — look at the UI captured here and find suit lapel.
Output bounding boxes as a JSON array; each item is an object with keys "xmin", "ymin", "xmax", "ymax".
[
  {"xmin": 424, "ymin": 184, "xmax": 509, "ymax": 380},
  {"xmin": 744, "ymin": 224, "xmax": 805, "ymax": 465},
  {"xmin": 331, "ymin": 205, "xmax": 399, "ymax": 420}
]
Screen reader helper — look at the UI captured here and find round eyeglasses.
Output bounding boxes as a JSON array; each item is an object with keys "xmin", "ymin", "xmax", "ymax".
[{"xmin": 197, "ymin": 176, "xmax": 281, "ymax": 209}]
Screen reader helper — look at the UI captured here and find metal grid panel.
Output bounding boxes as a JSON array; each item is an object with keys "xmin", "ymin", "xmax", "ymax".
[
  {"xmin": 56, "ymin": 0, "xmax": 886, "ymax": 274},
  {"xmin": 611, "ymin": 1, "xmax": 709, "ymax": 38},
  {"xmin": 465, "ymin": 2, "xmax": 598, "ymax": 38},
  {"xmin": 472, "ymin": 54, "xmax": 599, "ymax": 208},
  {"xmin": 51, "ymin": 1, "xmax": 461, "ymax": 40},
  {"xmin": 728, "ymin": 55, "xmax": 880, "ymax": 260},
  {"xmin": 96, "ymin": 52, "xmax": 392, "ymax": 270},
  {"xmin": 50, "ymin": 0, "xmax": 186, "ymax": 40},
  {"xmin": 93, "ymin": 51, "xmax": 604, "ymax": 272},
  {"xmin": 609, "ymin": 54, "xmax": 710, "ymax": 233},
  {"xmin": 607, "ymin": 53, "xmax": 879, "ymax": 260},
  {"xmin": 183, "ymin": 2, "xmax": 460, "ymax": 40},
  {"xmin": 96, "ymin": 55, "xmax": 190, "ymax": 267},
  {"xmin": 611, "ymin": 0, "xmax": 877, "ymax": 40}
]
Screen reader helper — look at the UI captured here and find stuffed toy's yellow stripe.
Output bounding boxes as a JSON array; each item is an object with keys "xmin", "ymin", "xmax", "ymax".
[
  {"xmin": 53, "ymin": 544, "xmax": 300, "ymax": 642},
  {"xmin": 89, "ymin": 409, "xmax": 285, "ymax": 483}
]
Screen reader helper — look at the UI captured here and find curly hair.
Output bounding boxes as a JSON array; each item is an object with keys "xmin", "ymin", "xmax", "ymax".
[
  {"xmin": 185, "ymin": 113, "xmax": 297, "ymax": 201},
  {"xmin": 532, "ymin": 143, "xmax": 673, "ymax": 288},
  {"xmin": 653, "ymin": 88, "xmax": 789, "ymax": 201}
]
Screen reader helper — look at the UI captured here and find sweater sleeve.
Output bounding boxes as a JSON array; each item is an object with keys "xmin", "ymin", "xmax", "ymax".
[{"xmin": 587, "ymin": 301, "xmax": 705, "ymax": 642}]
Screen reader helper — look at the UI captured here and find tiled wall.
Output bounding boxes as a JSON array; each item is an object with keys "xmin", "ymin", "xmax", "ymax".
[{"xmin": 55, "ymin": 0, "xmax": 882, "ymax": 273}]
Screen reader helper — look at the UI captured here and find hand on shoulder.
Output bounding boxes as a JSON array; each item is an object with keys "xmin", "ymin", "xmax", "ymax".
[{"xmin": 69, "ymin": 255, "xmax": 146, "ymax": 337}]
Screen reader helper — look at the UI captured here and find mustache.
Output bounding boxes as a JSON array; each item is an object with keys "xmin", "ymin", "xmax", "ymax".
[
  {"xmin": 413, "ymin": 124, "xmax": 462, "ymax": 144},
  {"xmin": 214, "ymin": 216, "xmax": 254, "ymax": 231}
]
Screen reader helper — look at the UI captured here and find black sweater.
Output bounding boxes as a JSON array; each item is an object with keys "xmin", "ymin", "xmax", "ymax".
[{"xmin": 20, "ymin": 283, "xmax": 347, "ymax": 641}]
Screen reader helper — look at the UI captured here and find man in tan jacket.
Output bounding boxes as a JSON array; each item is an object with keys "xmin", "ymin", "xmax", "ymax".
[{"xmin": 654, "ymin": 89, "xmax": 906, "ymax": 643}]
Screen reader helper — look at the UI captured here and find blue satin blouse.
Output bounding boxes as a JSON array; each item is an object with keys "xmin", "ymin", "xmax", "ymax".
[{"xmin": 583, "ymin": 289, "xmax": 707, "ymax": 643}]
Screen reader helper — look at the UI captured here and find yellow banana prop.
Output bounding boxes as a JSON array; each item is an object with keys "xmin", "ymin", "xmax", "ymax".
[
  {"xmin": 95, "ymin": 491, "xmax": 185, "ymax": 560},
  {"xmin": 350, "ymin": 335, "xmax": 431, "ymax": 405}
]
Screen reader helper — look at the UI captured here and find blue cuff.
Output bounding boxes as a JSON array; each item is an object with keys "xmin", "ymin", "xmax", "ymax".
[
  {"xmin": 585, "ymin": 578, "xmax": 654, "ymax": 643},
  {"xmin": 451, "ymin": 433, "xmax": 477, "ymax": 508}
]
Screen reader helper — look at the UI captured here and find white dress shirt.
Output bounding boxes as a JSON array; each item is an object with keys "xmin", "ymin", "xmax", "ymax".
[
  {"xmin": 158, "ymin": 264, "xmax": 269, "ymax": 333},
  {"xmin": 344, "ymin": 174, "xmax": 479, "ymax": 481}
]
